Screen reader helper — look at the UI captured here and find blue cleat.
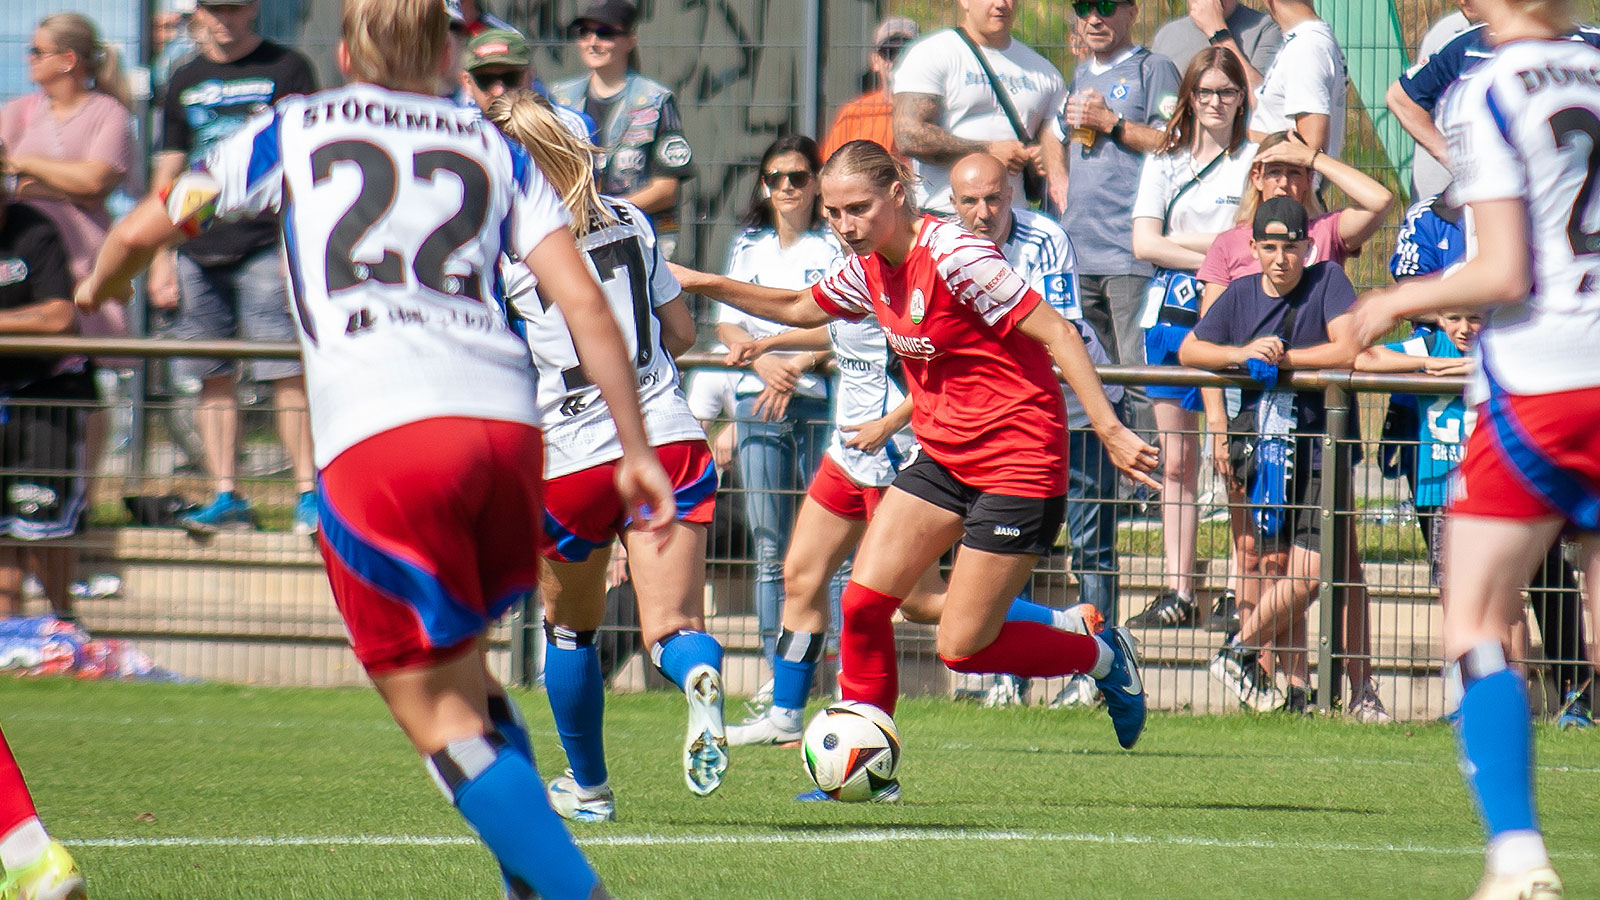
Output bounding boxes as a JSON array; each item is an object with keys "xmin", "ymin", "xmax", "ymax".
[
  {"xmin": 179, "ymin": 492, "xmax": 255, "ymax": 536},
  {"xmin": 795, "ymin": 780, "xmax": 900, "ymax": 803},
  {"xmin": 293, "ymin": 490, "xmax": 319, "ymax": 536},
  {"xmin": 1095, "ymin": 626, "xmax": 1147, "ymax": 749}
]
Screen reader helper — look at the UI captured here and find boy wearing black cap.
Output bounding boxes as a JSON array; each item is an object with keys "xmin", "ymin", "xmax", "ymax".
[{"xmin": 1180, "ymin": 196, "xmax": 1384, "ymax": 721}]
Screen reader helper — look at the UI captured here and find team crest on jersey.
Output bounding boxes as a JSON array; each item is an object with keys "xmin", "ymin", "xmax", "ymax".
[
  {"xmin": 1110, "ymin": 83, "xmax": 1129, "ymax": 101},
  {"xmin": 910, "ymin": 288, "xmax": 926, "ymax": 324},
  {"xmin": 0, "ymin": 259, "xmax": 26, "ymax": 286},
  {"xmin": 805, "ymin": 268, "xmax": 825, "ymax": 284}
]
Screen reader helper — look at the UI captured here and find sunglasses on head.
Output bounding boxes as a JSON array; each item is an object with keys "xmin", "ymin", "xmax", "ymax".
[
  {"xmin": 471, "ymin": 70, "xmax": 524, "ymax": 91},
  {"xmin": 761, "ymin": 169, "xmax": 813, "ymax": 190},
  {"xmin": 1072, "ymin": 0, "xmax": 1129, "ymax": 18},
  {"xmin": 570, "ymin": 22, "xmax": 626, "ymax": 40}
]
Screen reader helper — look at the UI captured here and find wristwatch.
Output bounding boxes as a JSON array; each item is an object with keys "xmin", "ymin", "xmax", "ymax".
[
  {"xmin": 1109, "ymin": 116, "xmax": 1126, "ymax": 144},
  {"xmin": 1208, "ymin": 28, "xmax": 1233, "ymax": 45}
]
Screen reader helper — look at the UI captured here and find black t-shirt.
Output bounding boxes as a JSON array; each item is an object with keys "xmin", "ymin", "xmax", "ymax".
[
  {"xmin": 1192, "ymin": 261, "xmax": 1357, "ymax": 435},
  {"xmin": 0, "ymin": 203, "xmax": 74, "ymax": 391},
  {"xmin": 583, "ymin": 89, "xmax": 621, "ymax": 135},
  {"xmin": 160, "ymin": 40, "xmax": 318, "ymax": 266}
]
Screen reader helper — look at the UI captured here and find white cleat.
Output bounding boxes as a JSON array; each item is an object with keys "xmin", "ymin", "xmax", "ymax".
[
  {"xmin": 683, "ymin": 664, "xmax": 729, "ymax": 796},
  {"xmin": 1467, "ymin": 866, "xmax": 1564, "ymax": 900},
  {"xmin": 726, "ymin": 711, "xmax": 802, "ymax": 746},
  {"xmin": 546, "ymin": 771, "xmax": 616, "ymax": 823}
]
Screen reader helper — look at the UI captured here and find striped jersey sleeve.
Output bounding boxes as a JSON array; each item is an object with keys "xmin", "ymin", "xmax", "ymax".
[
  {"xmin": 810, "ymin": 253, "xmax": 873, "ymax": 321},
  {"xmin": 929, "ymin": 223, "xmax": 1037, "ymax": 330},
  {"xmin": 204, "ymin": 105, "xmax": 285, "ymax": 221}
]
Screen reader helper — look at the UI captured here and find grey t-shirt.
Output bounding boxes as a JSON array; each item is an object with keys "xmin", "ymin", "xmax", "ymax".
[
  {"xmin": 1150, "ymin": 4, "xmax": 1282, "ymax": 76},
  {"xmin": 1057, "ymin": 47, "xmax": 1182, "ymax": 276}
]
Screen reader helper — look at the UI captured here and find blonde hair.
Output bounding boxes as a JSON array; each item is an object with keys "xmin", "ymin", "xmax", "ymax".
[
  {"xmin": 487, "ymin": 89, "xmax": 616, "ymax": 237},
  {"xmin": 341, "ymin": 0, "xmax": 448, "ymax": 92},
  {"xmin": 39, "ymin": 13, "xmax": 131, "ymax": 111},
  {"xmin": 1235, "ymin": 131, "xmax": 1326, "ymax": 226},
  {"xmin": 820, "ymin": 140, "xmax": 920, "ymax": 216}
]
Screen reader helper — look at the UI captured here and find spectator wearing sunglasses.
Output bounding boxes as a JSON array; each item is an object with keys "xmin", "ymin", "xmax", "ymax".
[
  {"xmin": 821, "ymin": 17, "xmax": 920, "ymax": 164},
  {"xmin": 550, "ymin": 0, "xmax": 695, "ymax": 259},
  {"xmin": 1150, "ymin": 0, "xmax": 1281, "ymax": 89},
  {"xmin": 458, "ymin": 29, "xmax": 593, "ymax": 140},
  {"xmin": 714, "ymin": 136, "xmax": 839, "ymax": 677},
  {"xmin": 1053, "ymin": 0, "xmax": 1181, "ymax": 440}
]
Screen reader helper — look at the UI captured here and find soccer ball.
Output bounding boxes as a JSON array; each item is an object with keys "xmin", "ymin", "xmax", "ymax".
[{"xmin": 800, "ymin": 701, "xmax": 901, "ymax": 801}]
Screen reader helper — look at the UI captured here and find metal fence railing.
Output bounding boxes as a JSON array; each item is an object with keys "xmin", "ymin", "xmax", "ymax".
[{"xmin": 0, "ymin": 338, "xmax": 1589, "ymax": 721}]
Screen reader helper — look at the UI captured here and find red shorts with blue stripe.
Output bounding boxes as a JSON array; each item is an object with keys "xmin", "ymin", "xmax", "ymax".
[
  {"xmin": 1453, "ymin": 384, "xmax": 1600, "ymax": 529},
  {"xmin": 316, "ymin": 417, "xmax": 545, "ymax": 675},
  {"xmin": 807, "ymin": 453, "xmax": 885, "ymax": 522},
  {"xmin": 540, "ymin": 440, "xmax": 718, "ymax": 563}
]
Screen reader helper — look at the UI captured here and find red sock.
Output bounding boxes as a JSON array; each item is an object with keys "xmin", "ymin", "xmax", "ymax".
[
  {"xmin": 941, "ymin": 621, "xmax": 1105, "ymax": 678},
  {"xmin": 838, "ymin": 581, "xmax": 903, "ymax": 715},
  {"xmin": 0, "ymin": 728, "xmax": 38, "ymax": 837}
]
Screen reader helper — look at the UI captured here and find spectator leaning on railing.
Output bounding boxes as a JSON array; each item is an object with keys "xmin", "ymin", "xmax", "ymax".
[
  {"xmin": 1055, "ymin": 0, "xmax": 1181, "ymax": 441},
  {"xmin": 0, "ymin": 150, "xmax": 93, "ymax": 623},
  {"xmin": 890, "ymin": 0, "xmax": 1067, "ymax": 216},
  {"xmin": 1150, "ymin": 0, "xmax": 1281, "ymax": 89},
  {"xmin": 151, "ymin": 0, "xmax": 319, "ymax": 538},
  {"xmin": 1179, "ymin": 198, "xmax": 1387, "ymax": 722},
  {"xmin": 820, "ymin": 16, "xmax": 919, "ymax": 164}
]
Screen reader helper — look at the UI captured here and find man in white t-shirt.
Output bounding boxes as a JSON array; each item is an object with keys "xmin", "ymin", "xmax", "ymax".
[
  {"xmin": 890, "ymin": 0, "xmax": 1068, "ymax": 214},
  {"xmin": 1251, "ymin": 0, "xmax": 1346, "ymax": 159}
]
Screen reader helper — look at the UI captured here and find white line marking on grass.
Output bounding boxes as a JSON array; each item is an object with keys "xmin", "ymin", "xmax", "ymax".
[{"xmin": 60, "ymin": 830, "xmax": 1596, "ymax": 861}]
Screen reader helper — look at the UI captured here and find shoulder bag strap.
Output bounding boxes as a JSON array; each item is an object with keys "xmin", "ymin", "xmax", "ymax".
[
  {"xmin": 953, "ymin": 28, "xmax": 1032, "ymax": 142},
  {"xmin": 1161, "ymin": 149, "xmax": 1230, "ymax": 234}
]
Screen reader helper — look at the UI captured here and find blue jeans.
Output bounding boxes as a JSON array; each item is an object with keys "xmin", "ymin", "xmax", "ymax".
[
  {"xmin": 1067, "ymin": 426, "xmax": 1119, "ymax": 622},
  {"xmin": 734, "ymin": 393, "xmax": 830, "ymax": 669}
]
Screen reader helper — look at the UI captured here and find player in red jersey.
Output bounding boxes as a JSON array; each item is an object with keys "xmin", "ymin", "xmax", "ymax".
[{"xmin": 673, "ymin": 140, "xmax": 1160, "ymax": 755}]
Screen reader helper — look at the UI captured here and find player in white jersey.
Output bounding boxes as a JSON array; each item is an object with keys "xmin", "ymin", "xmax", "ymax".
[
  {"xmin": 1353, "ymin": 1, "xmax": 1596, "ymax": 896},
  {"xmin": 74, "ymin": 3, "xmax": 675, "ymax": 897},
  {"xmin": 486, "ymin": 90, "xmax": 728, "ymax": 819}
]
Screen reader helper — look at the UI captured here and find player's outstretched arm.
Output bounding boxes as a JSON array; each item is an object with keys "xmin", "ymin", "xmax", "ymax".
[
  {"xmin": 1017, "ymin": 301, "xmax": 1160, "ymax": 490},
  {"xmin": 668, "ymin": 262, "xmax": 833, "ymax": 328},
  {"xmin": 76, "ymin": 192, "xmax": 193, "ymax": 312},
  {"xmin": 1353, "ymin": 198, "xmax": 1530, "ymax": 347},
  {"xmin": 525, "ymin": 229, "xmax": 675, "ymax": 532}
]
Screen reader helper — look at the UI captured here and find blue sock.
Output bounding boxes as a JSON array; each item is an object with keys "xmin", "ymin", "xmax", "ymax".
[
  {"xmin": 428, "ymin": 734, "xmax": 601, "ymax": 900},
  {"xmin": 1457, "ymin": 643, "xmax": 1538, "ymax": 839},
  {"xmin": 651, "ymin": 629, "xmax": 724, "ymax": 690},
  {"xmin": 772, "ymin": 629, "xmax": 825, "ymax": 712},
  {"xmin": 542, "ymin": 623, "xmax": 607, "ymax": 789},
  {"xmin": 486, "ymin": 693, "xmax": 531, "ymax": 760},
  {"xmin": 1006, "ymin": 597, "xmax": 1056, "ymax": 627}
]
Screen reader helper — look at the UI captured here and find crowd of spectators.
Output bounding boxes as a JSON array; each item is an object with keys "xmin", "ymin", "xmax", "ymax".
[{"xmin": 0, "ymin": 0, "xmax": 1590, "ymax": 723}]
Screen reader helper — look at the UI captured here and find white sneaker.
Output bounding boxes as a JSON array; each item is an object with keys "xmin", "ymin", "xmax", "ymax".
[
  {"xmin": 683, "ymin": 664, "xmax": 729, "ymax": 796},
  {"xmin": 982, "ymin": 674, "xmax": 1028, "ymax": 708},
  {"xmin": 1050, "ymin": 674, "xmax": 1101, "ymax": 708},
  {"xmin": 1210, "ymin": 644, "xmax": 1285, "ymax": 712},
  {"xmin": 546, "ymin": 771, "xmax": 616, "ymax": 823},
  {"xmin": 727, "ymin": 711, "xmax": 802, "ymax": 746},
  {"xmin": 1347, "ymin": 682, "xmax": 1393, "ymax": 724},
  {"xmin": 1468, "ymin": 866, "xmax": 1564, "ymax": 900}
]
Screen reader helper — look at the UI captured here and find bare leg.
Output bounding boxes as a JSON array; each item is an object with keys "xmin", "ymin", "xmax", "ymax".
[
  {"xmin": 623, "ymin": 521, "xmax": 710, "ymax": 646},
  {"xmin": 1153, "ymin": 402, "xmax": 1200, "ymax": 600},
  {"xmin": 0, "ymin": 549, "xmax": 21, "ymax": 618},
  {"xmin": 195, "ymin": 375, "xmax": 239, "ymax": 494},
  {"xmin": 19, "ymin": 548, "xmax": 74, "ymax": 621},
  {"xmin": 778, "ymin": 498, "xmax": 865, "ymax": 636},
  {"xmin": 271, "ymin": 376, "xmax": 316, "ymax": 493}
]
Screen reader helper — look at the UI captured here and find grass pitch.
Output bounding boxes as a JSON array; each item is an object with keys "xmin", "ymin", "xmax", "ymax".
[{"xmin": 4, "ymin": 678, "xmax": 1596, "ymax": 899}]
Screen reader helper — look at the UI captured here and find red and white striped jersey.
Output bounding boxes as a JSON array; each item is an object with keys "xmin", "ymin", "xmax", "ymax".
[
  {"xmin": 810, "ymin": 215, "xmax": 1067, "ymax": 496},
  {"xmin": 202, "ymin": 82, "xmax": 568, "ymax": 466}
]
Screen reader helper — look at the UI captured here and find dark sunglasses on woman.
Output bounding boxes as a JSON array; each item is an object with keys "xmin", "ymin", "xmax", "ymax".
[
  {"xmin": 761, "ymin": 170, "xmax": 813, "ymax": 190},
  {"xmin": 570, "ymin": 22, "xmax": 626, "ymax": 40}
]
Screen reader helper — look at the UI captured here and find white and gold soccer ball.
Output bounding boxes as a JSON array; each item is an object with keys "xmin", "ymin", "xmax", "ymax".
[{"xmin": 800, "ymin": 701, "xmax": 901, "ymax": 802}]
